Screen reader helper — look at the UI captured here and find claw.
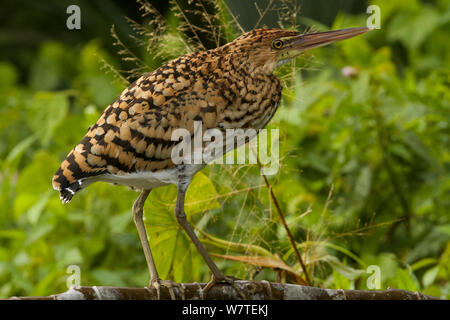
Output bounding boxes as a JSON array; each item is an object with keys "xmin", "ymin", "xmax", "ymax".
[
  {"xmin": 202, "ymin": 274, "xmax": 247, "ymax": 300},
  {"xmin": 148, "ymin": 278, "xmax": 185, "ymax": 300}
]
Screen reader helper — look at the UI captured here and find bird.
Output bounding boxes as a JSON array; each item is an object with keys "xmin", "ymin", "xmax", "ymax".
[{"xmin": 52, "ymin": 26, "xmax": 371, "ymax": 299}]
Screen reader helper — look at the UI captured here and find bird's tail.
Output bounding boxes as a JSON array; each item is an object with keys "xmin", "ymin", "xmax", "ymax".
[{"xmin": 52, "ymin": 137, "xmax": 106, "ymax": 203}]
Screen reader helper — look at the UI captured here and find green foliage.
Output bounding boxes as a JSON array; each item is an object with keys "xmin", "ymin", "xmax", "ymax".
[{"xmin": 0, "ymin": 0, "xmax": 448, "ymax": 298}]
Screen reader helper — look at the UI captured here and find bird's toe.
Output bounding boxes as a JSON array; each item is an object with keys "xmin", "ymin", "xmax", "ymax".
[{"xmin": 148, "ymin": 278, "xmax": 184, "ymax": 300}]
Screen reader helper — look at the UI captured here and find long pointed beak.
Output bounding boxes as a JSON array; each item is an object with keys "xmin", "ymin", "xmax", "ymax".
[{"xmin": 291, "ymin": 27, "xmax": 373, "ymax": 52}]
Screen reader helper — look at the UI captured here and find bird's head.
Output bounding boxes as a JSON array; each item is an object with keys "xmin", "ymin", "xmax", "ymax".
[{"xmin": 228, "ymin": 27, "xmax": 372, "ymax": 74}]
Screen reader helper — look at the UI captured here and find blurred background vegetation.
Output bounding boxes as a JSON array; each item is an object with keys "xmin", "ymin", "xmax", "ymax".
[{"xmin": 0, "ymin": 0, "xmax": 448, "ymax": 298}]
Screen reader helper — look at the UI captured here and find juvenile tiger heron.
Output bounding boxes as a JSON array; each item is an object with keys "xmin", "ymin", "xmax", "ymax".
[{"xmin": 53, "ymin": 27, "xmax": 372, "ymax": 299}]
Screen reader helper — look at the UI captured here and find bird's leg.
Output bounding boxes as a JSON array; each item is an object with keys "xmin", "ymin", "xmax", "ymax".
[
  {"xmin": 133, "ymin": 189, "xmax": 185, "ymax": 300},
  {"xmin": 174, "ymin": 186, "xmax": 246, "ymax": 299}
]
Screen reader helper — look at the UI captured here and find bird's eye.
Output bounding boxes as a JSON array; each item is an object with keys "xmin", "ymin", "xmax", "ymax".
[{"xmin": 272, "ymin": 40, "xmax": 284, "ymax": 49}]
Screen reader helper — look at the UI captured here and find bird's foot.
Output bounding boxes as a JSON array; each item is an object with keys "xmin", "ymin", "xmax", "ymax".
[
  {"xmin": 148, "ymin": 278, "xmax": 185, "ymax": 300},
  {"xmin": 202, "ymin": 274, "xmax": 247, "ymax": 300}
]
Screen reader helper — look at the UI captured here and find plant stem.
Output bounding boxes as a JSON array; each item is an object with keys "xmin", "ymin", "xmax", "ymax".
[{"xmin": 256, "ymin": 157, "xmax": 312, "ymax": 286}]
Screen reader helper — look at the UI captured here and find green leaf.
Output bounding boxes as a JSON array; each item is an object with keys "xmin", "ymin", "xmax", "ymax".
[
  {"xmin": 25, "ymin": 191, "xmax": 52, "ymax": 225},
  {"xmin": 331, "ymin": 269, "xmax": 352, "ymax": 290},
  {"xmin": 395, "ymin": 268, "xmax": 420, "ymax": 291},
  {"xmin": 387, "ymin": 6, "xmax": 446, "ymax": 52},
  {"xmin": 3, "ymin": 135, "xmax": 38, "ymax": 170},
  {"xmin": 423, "ymin": 266, "xmax": 440, "ymax": 288},
  {"xmin": 323, "ymin": 255, "xmax": 365, "ymax": 281},
  {"xmin": 27, "ymin": 92, "xmax": 68, "ymax": 146},
  {"xmin": 185, "ymin": 172, "xmax": 220, "ymax": 215},
  {"xmin": 410, "ymin": 258, "xmax": 437, "ymax": 272}
]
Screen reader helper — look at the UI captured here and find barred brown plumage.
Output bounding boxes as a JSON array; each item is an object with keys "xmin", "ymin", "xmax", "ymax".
[{"xmin": 52, "ymin": 27, "xmax": 372, "ymax": 298}]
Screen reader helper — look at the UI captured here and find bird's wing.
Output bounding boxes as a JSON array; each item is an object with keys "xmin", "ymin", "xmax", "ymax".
[{"xmin": 52, "ymin": 54, "xmax": 230, "ymax": 201}]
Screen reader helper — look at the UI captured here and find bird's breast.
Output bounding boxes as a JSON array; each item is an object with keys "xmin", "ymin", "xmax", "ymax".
[{"xmin": 218, "ymin": 73, "xmax": 282, "ymax": 131}]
